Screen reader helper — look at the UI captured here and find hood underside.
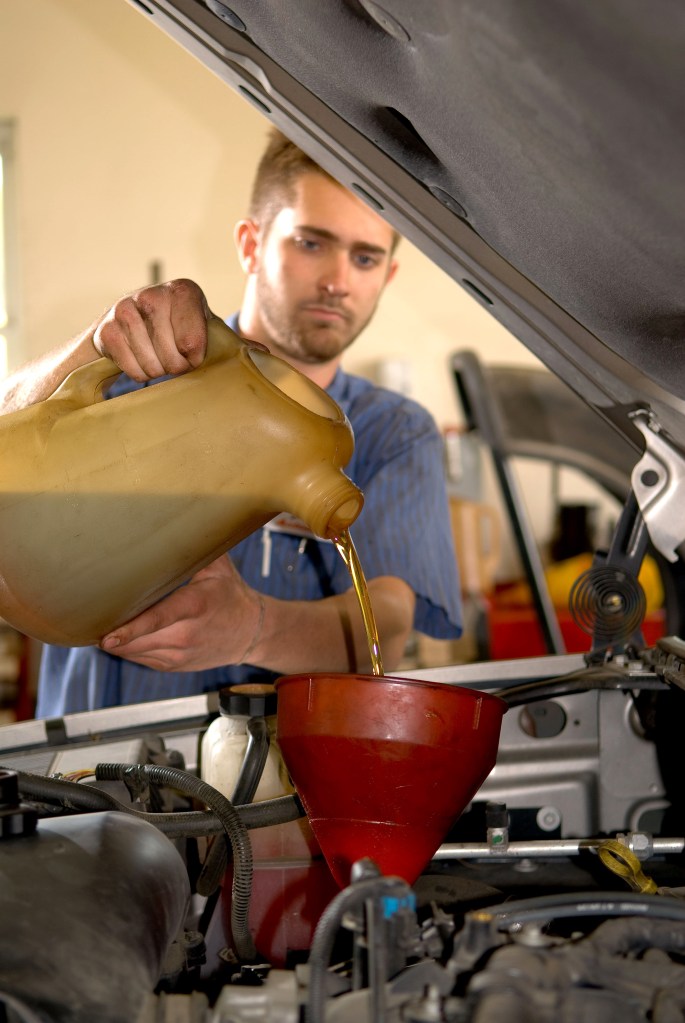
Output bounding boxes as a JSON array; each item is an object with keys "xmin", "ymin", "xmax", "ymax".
[{"xmin": 128, "ymin": 0, "xmax": 685, "ymax": 455}]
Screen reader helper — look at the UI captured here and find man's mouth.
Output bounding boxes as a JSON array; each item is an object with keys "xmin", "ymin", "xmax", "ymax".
[{"xmin": 301, "ymin": 304, "xmax": 350, "ymax": 323}]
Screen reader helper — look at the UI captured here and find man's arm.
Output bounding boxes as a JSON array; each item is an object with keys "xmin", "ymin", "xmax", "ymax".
[
  {"xmin": 0, "ymin": 323, "xmax": 102, "ymax": 412},
  {"xmin": 0, "ymin": 278, "xmax": 210, "ymax": 413},
  {"xmin": 99, "ymin": 553, "xmax": 416, "ymax": 675}
]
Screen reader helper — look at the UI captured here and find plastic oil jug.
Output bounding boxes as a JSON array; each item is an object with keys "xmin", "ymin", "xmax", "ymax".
[
  {"xmin": 200, "ymin": 683, "xmax": 338, "ymax": 968},
  {"xmin": 0, "ymin": 318, "xmax": 363, "ymax": 646}
]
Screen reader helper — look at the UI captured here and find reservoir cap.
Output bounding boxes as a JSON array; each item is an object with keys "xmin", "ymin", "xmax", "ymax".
[{"xmin": 219, "ymin": 683, "xmax": 278, "ymax": 718}]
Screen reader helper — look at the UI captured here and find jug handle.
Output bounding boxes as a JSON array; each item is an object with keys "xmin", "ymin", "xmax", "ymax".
[
  {"xmin": 204, "ymin": 316, "xmax": 245, "ymax": 364},
  {"xmin": 44, "ymin": 316, "xmax": 243, "ymax": 409}
]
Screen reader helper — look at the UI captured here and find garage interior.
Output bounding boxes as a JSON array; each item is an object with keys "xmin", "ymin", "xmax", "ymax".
[{"xmin": 0, "ymin": 2, "xmax": 685, "ymax": 1021}]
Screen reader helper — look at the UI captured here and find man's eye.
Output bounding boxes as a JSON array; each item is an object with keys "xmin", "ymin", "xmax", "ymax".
[
  {"xmin": 355, "ymin": 253, "xmax": 379, "ymax": 269},
  {"xmin": 294, "ymin": 237, "xmax": 320, "ymax": 251}
]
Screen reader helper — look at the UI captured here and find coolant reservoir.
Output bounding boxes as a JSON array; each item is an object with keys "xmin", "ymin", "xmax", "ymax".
[
  {"xmin": 0, "ymin": 317, "xmax": 363, "ymax": 646},
  {"xmin": 201, "ymin": 683, "xmax": 288, "ymax": 804},
  {"xmin": 201, "ymin": 683, "xmax": 338, "ymax": 968}
]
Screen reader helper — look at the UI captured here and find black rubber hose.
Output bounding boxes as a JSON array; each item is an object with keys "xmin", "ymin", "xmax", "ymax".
[
  {"xmin": 240, "ymin": 793, "xmax": 304, "ymax": 829},
  {"xmin": 496, "ymin": 664, "xmax": 636, "ymax": 706},
  {"xmin": 95, "ymin": 762, "xmax": 256, "ymax": 962},
  {"xmin": 232, "ymin": 717, "xmax": 270, "ymax": 804},
  {"xmin": 306, "ymin": 874, "xmax": 412, "ymax": 1023},
  {"xmin": 5, "ymin": 765, "xmax": 303, "ymax": 835},
  {"xmin": 486, "ymin": 891, "xmax": 685, "ymax": 929},
  {"xmin": 7, "ymin": 769, "xmax": 125, "ymax": 812},
  {"xmin": 153, "ymin": 795, "xmax": 303, "ymax": 837},
  {"xmin": 198, "ymin": 716, "xmax": 272, "ymax": 898}
]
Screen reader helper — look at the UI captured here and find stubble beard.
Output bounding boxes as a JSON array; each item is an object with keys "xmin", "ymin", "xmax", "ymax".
[{"xmin": 257, "ymin": 274, "xmax": 374, "ymax": 365}]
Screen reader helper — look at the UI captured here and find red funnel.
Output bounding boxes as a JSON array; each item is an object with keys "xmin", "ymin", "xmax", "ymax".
[{"xmin": 275, "ymin": 673, "xmax": 506, "ymax": 888}]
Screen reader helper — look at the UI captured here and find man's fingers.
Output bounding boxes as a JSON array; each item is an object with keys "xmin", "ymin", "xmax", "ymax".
[
  {"xmin": 166, "ymin": 279, "xmax": 210, "ymax": 368},
  {"xmin": 94, "ymin": 279, "xmax": 210, "ymax": 380},
  {"xmin": 137, "ymin": 279, "xmax": 209, "ymax": 374},
  {"xmin": 108, "ymin": 295, "xmax": 169, "ymax": 379},
  {"xmin": 101, "ymin": 587, "xmax": 189, "ymax": 650},
  {"xmin": 94, "ymin": 299, "xmax": 160, "ymax": 380}
]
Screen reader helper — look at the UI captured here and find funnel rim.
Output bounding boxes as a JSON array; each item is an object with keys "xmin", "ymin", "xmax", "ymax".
[{"xmin": 274, "ymin": 671, "xmax": 508, "ymax": 710}]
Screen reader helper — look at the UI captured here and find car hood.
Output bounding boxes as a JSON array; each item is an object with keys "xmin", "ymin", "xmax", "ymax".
[{"xmin": 129, "ymin": 0, "xmax": 685, "ymax": 553}]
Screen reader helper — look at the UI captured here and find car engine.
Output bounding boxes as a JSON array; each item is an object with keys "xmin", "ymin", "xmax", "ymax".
[{"xmin": 2, "ymin": 631, "xmax": 685, "ymax": 1022}]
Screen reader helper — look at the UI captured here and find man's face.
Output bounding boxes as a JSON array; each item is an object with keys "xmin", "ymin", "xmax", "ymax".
[{"xmin": 249, "ymin": 172, "xmax": 397, "ymax": 365}]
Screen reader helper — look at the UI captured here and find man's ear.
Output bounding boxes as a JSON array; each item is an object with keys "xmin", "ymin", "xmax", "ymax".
[
  {"xmin": 234, "ymin": 219, "xmax": 261, "ymax": 273},
  {"xmin": 386, "ymin": 259, "xmax": 399, "ymax": 286}
]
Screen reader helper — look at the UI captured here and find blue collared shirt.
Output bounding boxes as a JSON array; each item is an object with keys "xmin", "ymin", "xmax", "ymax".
[{"xmin": 36, "ymin": 315, "xmax": 462, "ymax": 715}]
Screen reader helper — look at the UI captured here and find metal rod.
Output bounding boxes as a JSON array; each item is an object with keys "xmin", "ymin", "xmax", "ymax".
[{"xmin": 433, "ymin": 837, "xmax": 685, "ymax": 860}]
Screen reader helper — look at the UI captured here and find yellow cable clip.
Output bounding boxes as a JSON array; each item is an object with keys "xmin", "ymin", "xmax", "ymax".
[{"xmin": 597, "ymin": 838, "xmax": 658, "ymax": 894}]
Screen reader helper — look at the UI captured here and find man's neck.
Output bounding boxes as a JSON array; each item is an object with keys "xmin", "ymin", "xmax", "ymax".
[
  {"xmin": 237, "ymin": 312, "xmax": 340, "ymax": 389},
  {"xmin": 285, "ymin": 357, "xmax": 340, "ymax": 390}
]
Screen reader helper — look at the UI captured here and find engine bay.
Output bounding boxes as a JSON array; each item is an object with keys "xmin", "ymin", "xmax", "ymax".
[{"xmin": 3, "ymin": 638, "xmax": 685, "ymax": 1022}]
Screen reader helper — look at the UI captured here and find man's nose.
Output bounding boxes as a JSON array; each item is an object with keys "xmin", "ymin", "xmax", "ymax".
[{"xmin": 318, "ymin": 254, "xmax": 350, "ymax": 297}]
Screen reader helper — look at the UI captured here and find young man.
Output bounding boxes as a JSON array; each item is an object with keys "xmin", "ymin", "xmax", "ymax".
[{"xmin": 1, "ymin": 131, "xmax": 463, "ymax": 714}]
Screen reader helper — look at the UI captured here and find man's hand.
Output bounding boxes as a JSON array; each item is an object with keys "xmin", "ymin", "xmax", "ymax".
[
  {"xmin": 93, "ymin": 278, "xmax": 211, "ymax": 381},
  {"xmin": 99, "ymin": 553, "xmax": 416, "ymax": 677},
  {"xmin": 99, "ymin": 554, "xmax": 262, "ymax": 672},
  {"xmin": 0, "ymin": 277, "xmax": 214, "ymax": 412}
]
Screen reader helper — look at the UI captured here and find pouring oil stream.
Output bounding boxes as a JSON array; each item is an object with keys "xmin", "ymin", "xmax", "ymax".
[{"xmin": 332, "ymin": 529, "xmax": 384, "ymax": 677}]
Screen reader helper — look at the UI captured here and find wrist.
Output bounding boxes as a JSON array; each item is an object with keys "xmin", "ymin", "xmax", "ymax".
[{"xmin": 238, "ymin": 592, "xmax": 266, "ymax": 665}]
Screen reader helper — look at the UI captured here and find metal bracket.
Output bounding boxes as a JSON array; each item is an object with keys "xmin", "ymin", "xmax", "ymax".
[{"xmin": 630, "ymin": 411, "xmax": 685, "ymax": 563}]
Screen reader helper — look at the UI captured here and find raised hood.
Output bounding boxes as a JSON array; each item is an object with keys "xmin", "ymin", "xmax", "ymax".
[{"xmin": 127, "ymin": 0, "xmax": 685, "ymax": 559}]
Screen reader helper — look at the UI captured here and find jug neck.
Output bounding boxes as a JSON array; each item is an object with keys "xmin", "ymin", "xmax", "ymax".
[{"xmin": 291, "ymin": 466, "xmax": 363, "ymax": 540}]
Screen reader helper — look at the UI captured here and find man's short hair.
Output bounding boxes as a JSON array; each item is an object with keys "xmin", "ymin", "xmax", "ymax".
[
  {"xmin": 248, "ymin": 129, "xmax": 329, "ymax": 229},
  {"xmin": 249, "ymin": 129, "xmax": 400, "ymax": 253}
]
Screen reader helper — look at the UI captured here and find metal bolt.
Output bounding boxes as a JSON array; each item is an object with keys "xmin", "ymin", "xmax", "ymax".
[
  {"xmin": 627, "ymin": 831, "xmax": 653, "ymax": 860},
  {"xmin": 536, "ymin": 806, "xmax": 562, "ymax": 832}
]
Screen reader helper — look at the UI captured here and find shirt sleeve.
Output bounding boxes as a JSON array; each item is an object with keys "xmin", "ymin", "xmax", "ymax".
[{"xmin": 344, "ymin": 390, "xmax": 463, "ymax": 639}]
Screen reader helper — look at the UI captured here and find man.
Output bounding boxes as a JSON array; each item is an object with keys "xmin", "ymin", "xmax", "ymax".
[{"xmin": 1, "ymin": 130, "xmax": 462, "ymax": 714}]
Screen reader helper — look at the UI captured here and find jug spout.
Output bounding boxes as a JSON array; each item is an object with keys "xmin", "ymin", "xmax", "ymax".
[{"xmin": 287, "ymin": 467, "xmax": 363, "ymax": 540}]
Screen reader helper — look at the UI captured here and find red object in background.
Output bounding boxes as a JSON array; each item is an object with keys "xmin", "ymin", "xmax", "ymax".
[
  {"xmin": 487, "ymin": 587, "xmax": 666, "ymax": 660},
  {"xmin": 245, "ymin": 856, "xmax": 339, "ymax": 967},
  {"xmin": 275, "ymin": 673, "xmax": 506, "ymax": 888},
  {"xmin": 215, "ymin": 815, "xmax": 340, "ymax": 968},
  {"xmin": 218, "ymin": 846, "xmax": 340, "ymax": 968}
]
